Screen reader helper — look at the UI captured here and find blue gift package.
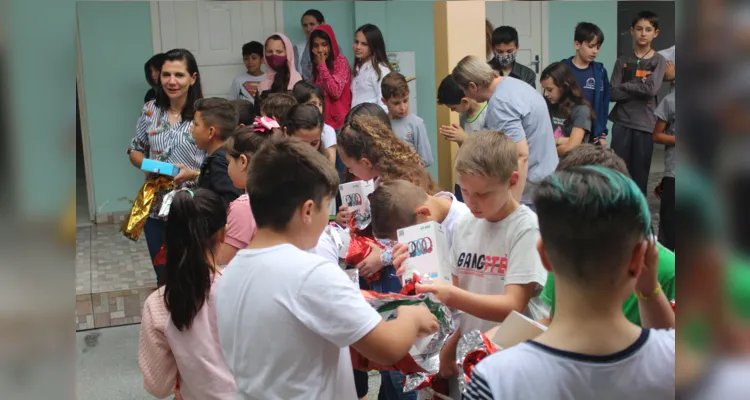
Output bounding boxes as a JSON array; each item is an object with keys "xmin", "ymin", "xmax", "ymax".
[{"xmin": 141, "ymin": 159, "xmax": 180, "ymax": 177}]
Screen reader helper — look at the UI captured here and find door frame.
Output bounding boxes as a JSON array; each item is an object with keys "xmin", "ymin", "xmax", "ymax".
[
  {"xmin": 541, "ymin": 1, "xmax": 549, "ymax": 82},
  {"xmin": 149, "ymin": 1, "xmax": 286, "ymax": 54},
  {"xmin": 75, "ymin": 18, "xmax": 96, "ymax": 223}
]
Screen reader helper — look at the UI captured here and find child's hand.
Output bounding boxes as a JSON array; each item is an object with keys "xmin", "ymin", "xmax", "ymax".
[
  {"xmin": 392, "ymin": 243, "xmax": 410, "ymax": 275},
  {"xmin": 416, "ymin": 281, "xmax": 455, "ymax": 305},
  {"xmin": 335, "ymin": 205, "xmax": 350, "ymax": 226},
  {"xmin": 314, "ymin": 51, "xmax": 328, "ymax": 66},
  {"xmin": 439, "ymin": 124, "xmax": 468, "ymax": 145},
  {"xmin": 664, "ymin": 60, "xmax": 675, "ymax": 81},
  {"xmin": 635, "ymin": 238, "xmax": 659, "ymax": 294},
  {"xmin": 397, "ymin": 305, "xmax": 439, "ymax": 337},
  {"xmin": 174, "ymin": 164, "xmax": 198, "ymax": 186},
  {"xmin": 357, "ymin": 244, "xmax": 384, "ymax": 278},
  {"xmin": 438, "ymin": 342, "xmax": 459, "ymax": 377}
]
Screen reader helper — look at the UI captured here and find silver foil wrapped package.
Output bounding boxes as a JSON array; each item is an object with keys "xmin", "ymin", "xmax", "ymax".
[
  {"xmin": 455, "ymin": 330, "xmax": 498, "ymax": 395},
  {"xmin": 351, "ymin": 291, "xmax": 458, "ymax": 380}
]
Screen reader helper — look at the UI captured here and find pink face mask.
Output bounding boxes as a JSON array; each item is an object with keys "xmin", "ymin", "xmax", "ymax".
[{"xmin": 266, "ymin": 55, "xmax": 287, "ymax": 70}]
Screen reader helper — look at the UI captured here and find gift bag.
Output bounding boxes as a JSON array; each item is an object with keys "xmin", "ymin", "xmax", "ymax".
[{"xmin": 120, "ymin": 176, "xmax": 174, "ymax": 241}]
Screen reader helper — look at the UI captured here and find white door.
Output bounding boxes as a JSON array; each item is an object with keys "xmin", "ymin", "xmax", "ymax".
[
  {"xmin": 486, "ymin": 1, "xmax": 547, "ymax": 90},
  {"xmin": 151, "ymin": 1, "xmax": 284, "ymax": 98}
]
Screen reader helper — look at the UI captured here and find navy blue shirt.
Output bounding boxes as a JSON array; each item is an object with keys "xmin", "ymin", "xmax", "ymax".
[{"xmin": 568, "ymin": 62, "xmax": 597, "ymax": 108}]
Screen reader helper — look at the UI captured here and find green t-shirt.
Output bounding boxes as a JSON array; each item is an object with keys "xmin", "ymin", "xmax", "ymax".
[
  {"xmin": 540, "ymin": 242, "xmax": 676, "ymax": 326},
  {"xmin": 727, "ymin": 256, "xmax": 750, "ymax": 320}
]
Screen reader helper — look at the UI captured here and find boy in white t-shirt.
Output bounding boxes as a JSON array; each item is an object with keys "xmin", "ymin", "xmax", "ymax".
[
  {"xmin": 395, "ymin": 131, "xmax": 548, "ymax": 379},
  {"xmin": 464, "ymin": 166, "xmax": 675, "ymax": 400},
  {"xmin": 229, "ymin": 41, "xmax": 266, "ymax": 102},
  {"xmin": 370, "ymin": 179, "xmax": 470, "ymax": 249},
  {"xmin": 216, "ymin": 138, "xmax": 438, "ymax": 400}
]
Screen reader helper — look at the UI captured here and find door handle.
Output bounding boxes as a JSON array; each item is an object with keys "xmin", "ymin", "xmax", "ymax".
[{"xmin": 529, "ymin": 55, "xmax": 540, "ymax": 74}]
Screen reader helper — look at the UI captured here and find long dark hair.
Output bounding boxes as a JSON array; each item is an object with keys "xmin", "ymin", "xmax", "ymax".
[
  {"xmin": 266, "ymin": 35, "xmax": 291, "ymax": 93},
  {"xmin": 310, "ymin": 29, "xmax": 335, "ymax": 82},
  {"xmin": 540, "ymin": 62, "xmax": 594, "ymax": 124},
  {"xmin": 144, "ymin": 53, "xmax": 165, "ymax": 86},
  {"xmin": 162, "ymin": 189, "xmax": 227, "ymax": 331},
  {"xmin": 154, "ymin": 49, "xmax": 203, "ymax": 121},
  {"xmin": 353, "ymin": 24, "xmax": 392, "ymax": 80}
]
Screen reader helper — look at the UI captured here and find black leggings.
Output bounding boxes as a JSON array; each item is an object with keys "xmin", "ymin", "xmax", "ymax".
[{"xmin": 354, "ymin": 369, "xmax": 369, "ymax": 398}]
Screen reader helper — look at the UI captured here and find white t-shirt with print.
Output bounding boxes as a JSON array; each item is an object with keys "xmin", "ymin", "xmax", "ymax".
[
  {"xmin": 450, "ymin": 205, "xmax": 548, "ymax": 333},
  {"xmin": 465, "ymin": 329, "xmax": 675, "ymax": 400},
  {"xmin": 322, "ymin": 124, "xmax": 337, "ymax": 149},
  {"xmin": 434, "ymin": 191, "xmax": 470, "ymax": 249},
  {"xmin": 216, "ymin": 244, "xmax": 382, "ymax": 400}
]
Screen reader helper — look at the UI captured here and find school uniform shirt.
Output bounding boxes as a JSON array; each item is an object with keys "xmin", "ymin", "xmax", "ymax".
[
  {"xmin": 450, "ymin": 205, "xmax": 548, "ymax": 334},
  {"xmin": 128, "ymin": 100, "xmax": 205, "ymax": 220},
  {"xmin": 563, "ymin": 58, "xmax": 610, "ymax": 143},
  {"xmin": 139, "ymin": 272, "xmax": 235, "ymax": 400},
  {"xmin": 391, "ymin": 113, "xmax": 434, "ymax": 167},
  {"xmin": 197, "ymin": 147, "xmax": 243, "ymax": 206},
  {"xmin": 216, "ymin": 244, "xmax": 383, "ymax": 400},
  {"xmin": 351, "ymin": 60, "xmax": 390, "ymax": 112},
  {"xmin": 608, "ymin": 52, "xmax": 668, "ymax": 133},
  {"xmin": 459, "ymin": 103, "xmax": 488, "ymax": 135},
  {"xmin": 228, "ymin": 73, "xmax": 266, "ymax": 102},
  {"xmin": 433, "ymin": 191, "xmax": 470, "ymax": 249},
  {"xmin": 464, "ymin": 329, "xmax": 675, "ymax": 400},
  {"xmin": 486, "ymin": 77, "xmax": 558, "ymax": 204},
  {"xmin": 549, "ymin": 103, "xmax": 593, "ymax": 142},
  {"xmin": 322, "ymin": 123, "xmax": 337, "ymax": 149},
  {"xmin": 653, "ymin": 91, "xmax": 676, "ymax": 178}
]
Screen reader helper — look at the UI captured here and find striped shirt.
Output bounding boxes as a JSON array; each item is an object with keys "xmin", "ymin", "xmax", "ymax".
[{"xmin": 128, "ymin": 100, "xmax": 205, "ymax": 220}]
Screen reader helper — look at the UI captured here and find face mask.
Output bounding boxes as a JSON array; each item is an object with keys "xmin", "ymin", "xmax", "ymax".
[
  {"xmin": 266, "ymin": 55, "xmax": 287, "ymax": 70},
  {"xmin": 495, "ymin": 52, "xmax": 516, "ymax": 67}
]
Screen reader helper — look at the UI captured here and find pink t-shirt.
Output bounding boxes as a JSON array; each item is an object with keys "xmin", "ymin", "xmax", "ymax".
[
  {"xmin": 139, "ymin": 272, "xmax": 235, "ymax": 400},
  {"xmin": 226, "ymin": 194, "xmax": 257, "ymax": 250}
]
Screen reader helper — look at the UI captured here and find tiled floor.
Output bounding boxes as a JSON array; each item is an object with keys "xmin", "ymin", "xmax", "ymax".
[{"xmin": 77, "ymin": 223, "xmax": 157, "ymax": 330}]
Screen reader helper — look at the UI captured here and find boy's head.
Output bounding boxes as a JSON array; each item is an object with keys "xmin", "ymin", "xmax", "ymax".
[
  {"xmin": 370, "ymin": 180, "xmax": 430, "ymax": 240},
  {"xmin": 533, "ymin": 166, "xmax": 651, "ymax": 297},
  {"xmin": 557, "ymin": 144, "xmax": 628, "ymax": 175},
  {"xmin": 437, "ymin": 74, "xmax": 474, "ymax": 115},
  {"xmin": 630, "ymin": 11, "xmax": 660, "ymax": 47},
  {"xmin": 491, "ymin": 26, "xmax": 519, "ymax": 68},
  {"xmin": 242, "ymin": 41, "xmax": 264, "ymax": 75},
  {"xmin": 573, "ymin": 22, "xmax": 604, "ymax": 63},
  {"xmin": 230, "ymin": 99, "xmax": 256, "ymax": 127},
  {"xmin": 247, "ymin": 137, "xmax": 339, "ymax": 249},
  {"xmin": 454, "ymin": 131, "xmax": 518, "ymax": 219},
  {"xmin": 191, "ymin": 97, "xmax": 239, "ymax": 150},
  {"xmin": 452, "ymin": 56, "xmax": 497, "ymax": 103},
  {"xmin": 381, "ymin": 72, "xmax": 411, "ymax": 119},
  {"xmin": 292, "ymin": 81, "xmax": 325, "ymax": 115},
  {"xmin": 260, "ymin": 92, "xmax": 298, "ymax": 127}
]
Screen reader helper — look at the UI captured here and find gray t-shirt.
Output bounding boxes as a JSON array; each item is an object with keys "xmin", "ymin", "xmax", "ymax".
[
  {"xmin": 485, "ymin": 77, "xmax": 558, "ymax": 204},
  {"xmin": 653, "ymin": 92, "xmax": 675, "ymax": 178},
  {"xmin": 391, "ymin": 113, "xmax": 434, "ymax": 167},
  {"xmin": 459, "ymin": 103, "xmax": 488, "ymax": 135},
  {"xmin": 550, "ymin": 104, "xmax": 592, "ymax": 142},
  {"xmin": 608, "ymin": 52, "xmax": 668, "ymax": 133}
]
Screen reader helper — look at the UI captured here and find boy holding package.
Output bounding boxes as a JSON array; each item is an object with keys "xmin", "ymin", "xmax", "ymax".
[
  {"xmin": 394, "ymin": 131, "xmax": 548, "ymax": 378},
  {"xmin": 464, "ymin": 166, "xmax": 674, "ymax": 400},
  {"xmin": 216, "ymin": 138, "xmax": 438, "ymax": 400}
]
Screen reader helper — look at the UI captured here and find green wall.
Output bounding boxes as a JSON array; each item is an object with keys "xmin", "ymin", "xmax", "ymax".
[
  {"xmin": 548, "ymin": 1, "xmax": 618, "ymax": 135},
  {"xmin": 285, "ymin": 1, "xmax": 438, "ymax": 177},
  {"xmin": 78, "ymin": 1, "xmax": 155, "ymax": 214}
]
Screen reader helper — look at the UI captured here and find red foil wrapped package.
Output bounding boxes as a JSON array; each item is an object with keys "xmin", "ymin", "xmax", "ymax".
[
  {"xmin": 456, "ymin": 330, "xmax": 498, "ymax": 394},
  {"xmin": 350, "ymin": 290, "xmax": 458, "ymax": 379},
  {"xmin": 344, "ymin": 231, "xmax": 382, "ymax": 283}
]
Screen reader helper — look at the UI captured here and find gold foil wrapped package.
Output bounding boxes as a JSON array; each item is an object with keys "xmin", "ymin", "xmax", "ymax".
[{"xmin": 120, "ymin": 176, "xmax": 174, "ymax": 241}]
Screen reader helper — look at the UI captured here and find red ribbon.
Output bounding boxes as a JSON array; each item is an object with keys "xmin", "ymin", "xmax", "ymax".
[{"xmin": 461, "ymin": 333, "xmax": 497, "ymax": 385}]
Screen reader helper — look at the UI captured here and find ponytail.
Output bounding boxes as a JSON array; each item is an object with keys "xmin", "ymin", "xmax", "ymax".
[{"xmin": 162, "ymin": 189, "xmax": 227, "ymax": 331}]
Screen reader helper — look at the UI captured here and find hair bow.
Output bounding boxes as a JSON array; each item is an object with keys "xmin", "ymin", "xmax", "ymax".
[{"xmin": 253, "ymin": 116, "xmax": 280, "ymax": 133}]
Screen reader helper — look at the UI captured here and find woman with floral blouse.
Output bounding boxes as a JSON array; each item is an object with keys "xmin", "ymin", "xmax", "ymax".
[{"xmin": 127, "ymin": 48, "xmax": 205, "ymax": 280}]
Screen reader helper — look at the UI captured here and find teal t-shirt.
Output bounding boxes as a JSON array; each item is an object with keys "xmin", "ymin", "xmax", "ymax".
[{"xmin": 540, "ymin": 242, "xmax": 676, "ymax": 326}]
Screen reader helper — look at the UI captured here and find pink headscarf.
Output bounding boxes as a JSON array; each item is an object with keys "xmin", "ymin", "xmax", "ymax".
[{"xmin": 258, "ymin": 32, "xmax": 303, "ymax": 93}]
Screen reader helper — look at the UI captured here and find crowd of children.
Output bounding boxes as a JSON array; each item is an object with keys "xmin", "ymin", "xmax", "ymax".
[{"xmin": 131, "ymin": 8, "xmax": 676, "ymax": 400}]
